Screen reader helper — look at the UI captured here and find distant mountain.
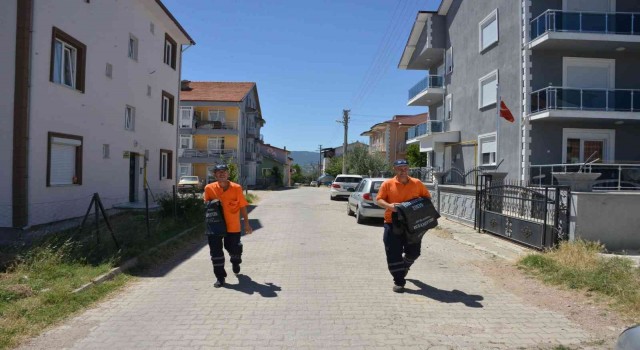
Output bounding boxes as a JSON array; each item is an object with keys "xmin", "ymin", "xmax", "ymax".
[{"xmin": 290, "ymin": 151, "xmax": 320, "ymax": 167}]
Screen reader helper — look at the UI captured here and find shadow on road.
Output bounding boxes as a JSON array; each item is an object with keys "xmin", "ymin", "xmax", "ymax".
[
  {"xmin": 225, "ymin": 274, "xmax": 281, "ymax": 298},
  {"xmin": 406, "ymin": 279, "xmax": 484, "ymax": 308}
]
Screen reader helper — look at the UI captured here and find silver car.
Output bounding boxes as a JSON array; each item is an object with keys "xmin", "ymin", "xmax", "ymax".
[
  {"xmin": 347, "ymin": 177, "xmax": 387, "ymax": 224},
  {"xmin": 329, "ymin": 174, "xmax": 363, "ymax": 200}
]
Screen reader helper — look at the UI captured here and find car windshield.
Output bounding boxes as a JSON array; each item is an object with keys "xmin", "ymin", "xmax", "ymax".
[
  {"xmin": 180, "ymin": 176, "xmax": 199, "ymax": 181},
  {"xmin": 335, "ymin": 176, "xmax": 362, "ymax": 183}
]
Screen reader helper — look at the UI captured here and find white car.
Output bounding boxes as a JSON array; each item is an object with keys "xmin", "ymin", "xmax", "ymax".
[
  {"xmin": 347, "ymin": 178, "xmax": 387, "ymax": 224},
  {"xmin": 329, "ymin": 174, "xmax": 363, "ymax": 200}
]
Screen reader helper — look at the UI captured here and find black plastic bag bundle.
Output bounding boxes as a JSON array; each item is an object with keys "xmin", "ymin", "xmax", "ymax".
[
  {"xmin": 392, "ymin": 197, "xmax": 440, "ymax": 244},
  {"xmin": 205, "ymin": 200, "xmax": 227, "ymax": 237}
]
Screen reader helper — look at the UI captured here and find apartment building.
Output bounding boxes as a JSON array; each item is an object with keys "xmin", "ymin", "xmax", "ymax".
[
  {"xmin": 0, "ymin": 0, "xmax": 194, "ymax": 228},
  {"xmin": 178, "ymin": 81, "xmax": 265, "ymax": 186},
  {"xmin": 360, "ymin": 114, "xmax": 428, "ymax": 163},
  {"xmin": 400, "ymin": 0, "xmax": 640, "ymax": 184}
]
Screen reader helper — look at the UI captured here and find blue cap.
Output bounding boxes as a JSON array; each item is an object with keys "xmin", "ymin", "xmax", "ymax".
[
  {"xmin": 393, "ymin": 159, "xmax": 409, "ymax": 166},
  {"xmin": 214, "ymin": 164, "xmax": 229, "ymax": 171}
]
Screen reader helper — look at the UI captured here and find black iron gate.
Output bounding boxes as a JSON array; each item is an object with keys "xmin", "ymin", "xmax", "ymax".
[{"xmin": 475, "ymin": 175, "xmax": 570, "ymax": 250}]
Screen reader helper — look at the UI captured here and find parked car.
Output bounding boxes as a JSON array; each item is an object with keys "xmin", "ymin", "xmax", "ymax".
[
  {"xmin": 330, "ymin": 174, "xmax": 364, "ymax": 200},
  {"xmin": 347, "ymin": 178, "xmax": 386, "ymax": 224},
  {"xmin": 177, "ymin": 176, "xmax": 203, "ymax": 193},
  {"xmin": 310, "ymin": 180, "xmax": 318, "ymax": 187}
]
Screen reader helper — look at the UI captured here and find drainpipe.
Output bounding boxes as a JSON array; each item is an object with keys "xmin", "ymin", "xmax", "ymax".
[{"xmin": 12, "ymin": 0, "xmax": 34, "ymax": 228}]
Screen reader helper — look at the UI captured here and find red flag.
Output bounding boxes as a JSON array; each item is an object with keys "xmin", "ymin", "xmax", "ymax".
[{"xmin": 500, "ymin": 101, "xmax": 515, "ymax": 123}]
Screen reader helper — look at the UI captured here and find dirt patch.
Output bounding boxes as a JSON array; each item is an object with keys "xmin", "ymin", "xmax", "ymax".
[{"xmin": 476, "ymin": 257, "xmax": 632, "ymax": 348}]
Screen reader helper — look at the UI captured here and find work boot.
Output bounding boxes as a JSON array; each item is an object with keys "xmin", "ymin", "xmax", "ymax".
[
  {"xmin": 393, "ymin": 285, "xmax": 405, "ymax": 293},
  {"xmin": 232, "ymin": 263, "xmax": 241, "ymax": 275},
  {"xmin": 214, "ymin": 278, "xmax": 225, "ymax": 288}
]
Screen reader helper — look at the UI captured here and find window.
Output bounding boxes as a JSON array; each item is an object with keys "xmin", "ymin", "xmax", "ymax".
[
  {"xmin": 105, "ymin": 63, "xmax": 112, "ymax": 78},
  {"xmin": 208, "ymin": 137, "xmax": 225, "ymax": 151},
  {"xmin": 445, "ymin": 47, "xmax": 453, "ymax": 74},
  {"xmin": 178, "ymin": 164, "xmax": 191, "ymax": 177},
  {"xmin": 478, "ymin": 133, "xmax": 497, "ymax": 166},
  {"xmin": 262, "ymin": 168, "xmax": 273, "ymax": 177},
  {"xmin": 150, "ymin": 22, "xmax": 155, "ymax": 34},
  {"xmin": 125, "ymin": 105, "xmax": 135, "ymax": 131},
  {"xmin": 164, "ymin": 34, "xmax": 177, "ymax": 69},
  {"xmin": 436, "ymin": 105, "xmax": 444, "ymax": 121},
  {"xmin": 160, "ymin": 149, "xmax": 173, "ymax": 180},
  {"xmin": 128, "ymin": 34, "xmax": 138, "ymax": 60},
  {"xmin": 50, "ymin": 27, "xmax": 86, "ymax": 92},
  {"xmin": 47, "ymin": 132, "xmax": 83, "ymax": 186},
  {"xmin": 562, "ymin": 128, "xmax": 615, "ymax": 163},
  {"xmin": 147, "ymin": 85, "xmax": 151, "ymax": 97},
  {"xmin": 208, "ymin": 109, "xmax": 226, "ymax": 122},
  {"xmin": 161, "ymin": 91, "xmax": 174, "ymax": 124},
  {"xmin": 479, "ymin": 9, "xmax": 499, "ymax": 52},
  {"xmin": 103, "ymin": 144, "xmax": 110, "ymax": 159},
  {"xmin": 478, "ymin": 70, "xmax": 498, "ymax": 109},
  {"xmin": 445, "ymin": 94, "xmax": 453, "ymax": 120}
]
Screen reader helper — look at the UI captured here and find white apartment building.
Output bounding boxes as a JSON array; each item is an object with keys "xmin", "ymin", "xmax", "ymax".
[{"xmin": 0, "ymin": 0, "xmax": 194, "ymax": 228}]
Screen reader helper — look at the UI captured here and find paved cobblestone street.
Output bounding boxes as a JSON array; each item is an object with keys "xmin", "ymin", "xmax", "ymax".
[{"xmin": 20, "ymin": 187, "xmax": 610, "ymax": 349}]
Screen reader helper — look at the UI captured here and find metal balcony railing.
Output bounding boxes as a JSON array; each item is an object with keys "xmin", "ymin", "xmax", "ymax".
[
  {"xmin": 179, "ymin": 148, "xmax": 237, "ymax": 158},
  {"xmin": 194, "ymin": 120, "xmax": 238, "ymax": 130},
  {"xmin": 530, "ymin": 86, "xmax": 640, "ymax": 113},
  {"xmin": 531, "ymin": 10, "xmax": 640, "ymax": 40},
  {"xmin": 407, "ymin": 120, "xmax": 444, "ymax": 139},
  {"xmin": 529, "ymin": 163, "xmax": 640, "ymax": 191},
  {"xmin": 408, "ymin": 75, "xmax": 444, "ymax": 101}
]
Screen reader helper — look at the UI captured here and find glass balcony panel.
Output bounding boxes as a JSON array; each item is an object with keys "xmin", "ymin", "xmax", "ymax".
[
  {"xmin": 634, "ymin": 14, "xmax": 640, "ymax": 35},
  {"xmin": 610, "ymin": 90, "xmax": 631, "ymax": 111},
  {"xmin": 634, "ymin": 91, "xmax": 640, "ymax": 111},
  {"xmin": 581, "ymin": 13, "xmax": 607, "ymax": 33},
  {"xmin": 582, "ymin": 90, "xmax": 607, "ymax": 110},
  {"xmin": 430, "ymin": 121, "xmax": 443, "ymax": 132},
  {"xmin": 557, "ymin": 89, "xmax": 580, "ymax": 110},
  {"xmin": 608, "ymin": 14, "xmax": 632, "ymax": 34},
  {"xmin": 556, "ymin": 12, "xmax": 580, "ymax": 32},
  {"xmin": 408, "ymin": 75, "xmax": 443, "ymax": 100}
]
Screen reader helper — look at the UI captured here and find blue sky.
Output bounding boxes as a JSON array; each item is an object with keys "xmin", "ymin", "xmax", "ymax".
[{"xmin": 163, "ymin": 0, "xmax": 441, "ymax": 152}]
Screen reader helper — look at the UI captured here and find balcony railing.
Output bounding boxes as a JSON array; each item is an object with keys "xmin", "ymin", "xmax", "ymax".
[
  {"xmin": 179, "ymin": 148, "xmax": 237, "ymax": 158},
  {"xmin": 194, "ymin": 120, "xmax": 238, "ymax": 130},
  {"xmin": 529, "ymin": 163, "xmax": 640, "ymax": 191},
  {"xmin": 531, "ymin": 86, "xmax": 640, "ymax": 113},
  {"xmin": 408, "ymin": 120, "xmax": 444, "ymax": 139},
  {"xmin": 408, "ymin": 75, "xmax": 444, "ymax": 101},
  {"xmin": 531, "ymin": 10, "xmax": 640, "ymax": 40}
]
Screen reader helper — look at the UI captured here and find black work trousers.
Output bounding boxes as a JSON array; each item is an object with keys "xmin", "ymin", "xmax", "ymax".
[
  {"xmin": 383, "ymin": 223, "xmax": 421, "ymax": 287},
  {"xmin": 207, "ymin": 233, "xmax": 243, "ymax": 280}
]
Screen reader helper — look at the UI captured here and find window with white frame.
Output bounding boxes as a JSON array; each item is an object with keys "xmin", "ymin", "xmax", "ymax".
[
  {"xmin": 103, "ymin": 144, "xmax": 110, "ymax": 159},
  {"xmin": 47, "ymin": 132, "xmax": 83, "ymax": 186},
  {"xmin": 50, "ymin": 27, "xmax": 86, "ymax": 92},
  {"xmin": 562, "ymin": 128, "xmax": 614, "ymax": 163},
  {"xmin": 178, "ymin": 164, "xmax": 191, "ymax": 177},
  {"xmin": 445, "ymin": 94, "xmax": 453, "ymax": 120},
  {"xmin": 160, "ymin": 149, "xmax": 172, "ymax": 180},
  {"xmin": 208, "ymin": 137, "xmax": 225, "ymax": 151},
  {"xmin": 208, "ymin": 109, "xmax": 226, "ymax": 122},
  {"xmin": 164, "ymin": 34, "xmax": 176, "ymax": 69},
  {"xmin": 436, "ymin": 105, "xmax": 444, "ymax": 121},
  {"xmin": 478, "ymin": 133, "xmax": 497, "ymax": 166},
  {"xmin": 478, "ymin": 70, "xmax": 498, "ymax": 109},
  {"xmin": 161, "ymin": 91, "xmax": 174, "ymax": 124},
  {"xmin": 125, "ymin": 105, "xmax": 135, "ymax": 131},
  {"xmin": 445, "ymin": 47, "xmax": 453, "ymax": 74},
  {"xmin": 479, "ymin": 9, "xmax": 499, "ymax": 52},
  {"xmin": 128, "ymin": 34, "xmax": 138, "ymax": 60}
]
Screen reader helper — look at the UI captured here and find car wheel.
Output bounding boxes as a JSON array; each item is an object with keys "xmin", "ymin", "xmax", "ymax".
[
  {"xmin": 356, "ymin": 207, "xmax": 365, "ymax": 224},
  {"xmin": 347, "ymin": 202, "xmax": 355, "ymax": 216}
]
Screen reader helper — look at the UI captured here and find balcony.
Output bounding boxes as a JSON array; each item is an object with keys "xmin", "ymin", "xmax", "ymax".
[
  {"xmin": 245, "ymin": 152, "xmax": 256, "ymax": 161},
  {"xmin": 530, "ymin": 86, "xmax": 640, "ymax": 121},
  {"xmin": 178, "ymin": 148, "xmax": 237, "ymax": 164},
  {"xmin": 407, "ymin": 120, "xmax": 444, "ymax": 140},
  {"xmin": 529, "ymin": 10, "xmax": 640, "ymax": 51},
  {"xmin": 247, "ymin": 126, "xmax": 259, "ymax": 137},
  {"xmin": 398, "ymin": 12, "xmax": 446, "ymax": 70},
  {"xmin": 407, "ymin": 75, "xmax": 445, "ymax": 106},
  {"xmin": 179, "ymin": 120, "xmax": 239, "ymax": 135}
]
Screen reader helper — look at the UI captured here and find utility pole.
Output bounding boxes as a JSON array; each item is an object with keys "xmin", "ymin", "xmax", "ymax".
[
  {"xmin": 337, "ymin": 109, "xmax": 350, "ymax": 174},
  {"xmin": 318, "ymin": 144, "xmax": 322, "ymax": 177}
]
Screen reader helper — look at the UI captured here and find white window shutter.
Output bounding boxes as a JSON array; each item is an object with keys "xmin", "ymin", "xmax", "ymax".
[{"xmin": 51, "ymin": 143, "xmax": 75, "ymax": 185}]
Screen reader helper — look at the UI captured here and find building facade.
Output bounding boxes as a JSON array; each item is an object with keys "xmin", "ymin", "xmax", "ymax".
[
  {"xmin": 400, "ymin": 0, "xmax": 640, "ymax": 183},
  {"xmin": 178, "ymin": 81, "xmax": 265, "ymax": 186},
  {"xmin": 360, "ymin": 114, "xmax": 428, "ymax": 163},
  {"xmin": 0, "ymin": 0, "xmax": 193, "ymax": 228},
  {"xmin": 258, "ymin": 144, "xmax": 291, "ymax": 188}
]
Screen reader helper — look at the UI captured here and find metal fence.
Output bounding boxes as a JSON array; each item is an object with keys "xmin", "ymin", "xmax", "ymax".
[{"xmin": 529, "ymin": 163, "xmax": 640, "ymax": 190}]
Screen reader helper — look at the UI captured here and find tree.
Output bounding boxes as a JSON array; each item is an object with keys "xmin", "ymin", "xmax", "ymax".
[
  {"xmin": 406, "ymin": 143, "xmax": 427, "ymax": 167},
  {"xmin": 291, "ymin": 164, "xmax": 306, "ymax": 184},
  {"xmin": 324, "ymin": 145, "xmax": 391, "ymax": 177},
  {"xmin": 271, "ymin": 166, "xmax": 282, "ymax": 186}
]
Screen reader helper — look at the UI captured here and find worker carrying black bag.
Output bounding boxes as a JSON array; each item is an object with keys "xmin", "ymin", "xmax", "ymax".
[
  {"xmin": 205, "ymin": 199, "xmax": 227, "ymax": 237},
  {"xmin": 393, "ymin": 197, "xmax": 440, "ymax": 244}
]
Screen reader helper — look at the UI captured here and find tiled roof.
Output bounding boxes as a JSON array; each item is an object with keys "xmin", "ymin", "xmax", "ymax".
[
  {"xmin": 384, "ymin": 113, "xmax": 428, "ymax": 125},
  {"xmin": 180, "ymin": 82, "xmax": 255, "ymax": 102}
]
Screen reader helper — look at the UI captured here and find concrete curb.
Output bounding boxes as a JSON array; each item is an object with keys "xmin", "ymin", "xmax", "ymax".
[{"xmin": 72, "ymin": 225, "xmax": 202, "ymax": 294}]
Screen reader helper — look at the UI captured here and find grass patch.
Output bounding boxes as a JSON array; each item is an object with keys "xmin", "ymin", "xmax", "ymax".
[
  {"xmin": 518, "ymin": 240, "xmax": 640, "ymax": 320},
  {"xmin": 245, "ymin": 192, "xmax": 258, "ymax": 204}
]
